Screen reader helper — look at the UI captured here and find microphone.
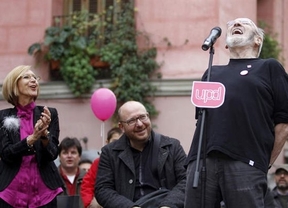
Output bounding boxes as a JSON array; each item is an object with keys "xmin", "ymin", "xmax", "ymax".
[{"xmin": 201, "ymin": 27, "xmax": 222, "ymax": 51}]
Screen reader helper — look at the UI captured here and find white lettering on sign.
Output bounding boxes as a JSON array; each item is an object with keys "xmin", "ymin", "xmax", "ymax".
[{"xmin": 195, "ymin": 87, "xmax": 222, "ymax": 103}]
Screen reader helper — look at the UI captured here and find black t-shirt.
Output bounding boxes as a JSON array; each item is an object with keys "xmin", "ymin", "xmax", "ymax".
[
  {"xmin": 186, "ymin": 58, "xmax": 288, "ymax": 172},
  {"xmin": 131, "ymin": 138, "xmax": 160, "ymax": 201}
]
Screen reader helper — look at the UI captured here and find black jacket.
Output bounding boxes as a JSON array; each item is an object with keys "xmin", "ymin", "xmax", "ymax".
[
  {"xmin": 271, "ymin": 187, "xmax": 287, "ymax": 208},
  {"xmin": 0, "ymin": 106, "xmax": 63, "ymax": 191},
  {"xmin": 96, "ymin": 131, "xmax": 187, "ymax": 208}
]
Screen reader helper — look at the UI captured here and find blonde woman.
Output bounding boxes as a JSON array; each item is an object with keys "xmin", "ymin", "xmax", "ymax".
[{"xmin": 0, "ymin": 65, "xmax": 63, "ymax": 207}]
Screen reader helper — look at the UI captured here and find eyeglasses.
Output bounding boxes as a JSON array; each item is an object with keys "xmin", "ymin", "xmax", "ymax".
[
  {"xmin": 120, "ymin": 114, "xmax": 149, "ymax": 126},
  {"xmin": 227, "ymin": 18, "xmax": 253, "ymax": 27},
  {"xmin": 21, "ymin": 74, "xmax": 41, "ymax": 81}
]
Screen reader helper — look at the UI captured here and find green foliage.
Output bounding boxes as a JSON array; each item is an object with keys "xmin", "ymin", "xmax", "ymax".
[
  {"xmin": 100, "ymin": 1, "xmax": 161, "ymax": 118},
  {"xmin": 28, "ymin": 11, "xmax": 104, "ymax": 96},
  {"xmin": 56, "ymin": 12, "xmax": 101, "ymax": 95},
  {"xmin": 258, "ymin": 21, "xmax": 282, "ymax": 61},
  {"xmin": 60, "ymin": 51, "xmax": 96, "ymax": 97},
  {"xmin": 28, "ymin": 1, "xmax": 161, "ymax": 117}
]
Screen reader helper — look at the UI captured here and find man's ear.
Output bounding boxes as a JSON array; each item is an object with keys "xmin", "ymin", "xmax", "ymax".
[
  {"xmin": 255, "ymin": 36, "xmax": 262, "ymax": 46},
  {"xmin": 118, "ymin": 122, "xmax": 123, "ymax": 129}
]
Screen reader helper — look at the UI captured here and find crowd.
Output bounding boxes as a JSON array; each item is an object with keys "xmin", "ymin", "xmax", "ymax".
[{"xmin": 0, "ymin": 17, "xmax": 288, "ymax": 208}]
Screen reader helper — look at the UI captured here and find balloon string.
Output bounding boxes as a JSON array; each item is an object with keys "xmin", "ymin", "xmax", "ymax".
[{"xmin": 101, "ymin": 121, "xmax": 105, "ymax": 147}]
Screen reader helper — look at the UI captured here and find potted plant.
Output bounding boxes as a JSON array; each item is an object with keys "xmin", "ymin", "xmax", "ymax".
[
  {"xmin": 28, "ymin": 0, "xmax": 162, "ymax": 117},
  {"xmin": 100, "ymin": 1, "xmax": 161, "ymax": 119},
  {"xmin": 28, "ymin": 25, "xmax": 73, "ymax": 70},
  {"xmin": 28, "ymin": 10, "xmax": 106, "ymax": 96}
]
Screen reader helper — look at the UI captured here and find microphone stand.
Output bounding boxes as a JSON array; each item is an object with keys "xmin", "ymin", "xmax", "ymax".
[{"xmin": 192, "ymin": 45, "xmax": 215, "ymax": 208}]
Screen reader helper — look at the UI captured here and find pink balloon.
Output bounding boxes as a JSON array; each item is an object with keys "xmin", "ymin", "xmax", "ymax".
[{"xmin": 90, "ymin": 88, "xmax": 117, "ymax": 121}]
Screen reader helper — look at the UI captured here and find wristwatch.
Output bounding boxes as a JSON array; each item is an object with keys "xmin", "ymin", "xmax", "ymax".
[
  {"xmin": 27, "ymin": 142, "xmax": 33, "ymax": 148},
  {"xmin": 27, "ymin": 138, "xmax": 33, "ymax": 148},
  {"xmin": 40, "ymin": 131, "xmax": 50, "ymax": 140}
]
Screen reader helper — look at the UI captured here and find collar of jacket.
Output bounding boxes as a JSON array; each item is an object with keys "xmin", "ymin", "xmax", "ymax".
[{"xmin": 111, "ymin": 130, "xmax": 173, "ymax": 151}]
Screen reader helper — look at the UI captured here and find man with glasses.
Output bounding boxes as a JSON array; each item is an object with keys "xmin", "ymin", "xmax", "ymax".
[
  {"xmin": 184, "ymin": 18, "xmax": 288, "ymax": 208},
  {"xmin": 271, "ymin": 165, "xmax": 288, "ymax": 208},
  {"xmin": 95, "ymin": 101, "xmax": 187, "ymax": 208}
]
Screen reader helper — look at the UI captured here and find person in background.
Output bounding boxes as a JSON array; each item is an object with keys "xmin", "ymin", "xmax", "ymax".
[
  {"xmin": 95, "ymin": 101, "xmax": 187, "ymax": 208},
  {"xmin": 0, "ymin": 65, "xmax": 63, "ymax": 207},
  {"xmin": 79, "ymin": 159, "xmax": 93, "ymax": 173},
  {"xmin": 271, "ymin": 165, "xmax": 288, "ymax": 208},
  {"xmin": 184, "ymin": 17, "xmax": 288, "ymax": 208},
  {"xmin": 58, "ymin": 137, "xmax": 86, "ymax": 208},
  {"xmin": 80, "ymin": 127, "xmax": 123, "ymax": 208}
]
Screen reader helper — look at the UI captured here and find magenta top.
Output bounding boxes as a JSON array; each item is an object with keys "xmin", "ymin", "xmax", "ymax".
[{"xmin": 0, "ymin": 102, "xmax": 62, "ymax": 207}]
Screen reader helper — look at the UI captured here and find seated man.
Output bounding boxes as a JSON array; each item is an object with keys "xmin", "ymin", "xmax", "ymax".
[
  {"xmin": 95, "ymin": 101, "xmax": 187, "ymax": 208},
  {"xmin": 58, "ymin": 137, "xmax": 86, "ymax": 208}
]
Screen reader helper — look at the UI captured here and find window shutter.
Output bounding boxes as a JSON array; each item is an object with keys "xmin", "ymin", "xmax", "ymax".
[
  {"xmin": 89, "ymin": 0, "xmax": 97, "ymax": 13},
  {"xmin": 73, "ymin": 0, "xmax": 82, "ymax": 11}
]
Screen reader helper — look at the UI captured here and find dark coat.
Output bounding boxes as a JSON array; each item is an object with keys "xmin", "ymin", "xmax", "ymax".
[
  {"xmin": 95, "ymin": 130, "xmax": 187, "ymax": 208},
  {"xmin": 271, "ymin": 187, "xmax": 287, "ymax": 208},
  {"xmin": 0, "ymin": 106, "xmax": 63, "ymax": 191},
  {"xmin": 58, "ymin": 166, "xmax": 86, "ymax": 208}
]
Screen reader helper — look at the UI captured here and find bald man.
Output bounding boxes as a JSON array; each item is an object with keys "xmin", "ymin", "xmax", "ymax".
[{"xmin": 95, "ymin": 101, "xmax": 187, "ymax": 208}]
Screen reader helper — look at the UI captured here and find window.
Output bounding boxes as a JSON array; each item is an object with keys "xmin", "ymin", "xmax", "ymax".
[{"xmin": 63, "ymin": 0, "xmax": 117, "ymax": 15}]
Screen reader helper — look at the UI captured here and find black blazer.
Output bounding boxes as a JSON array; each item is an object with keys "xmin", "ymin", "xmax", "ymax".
[{"xmin": 0, "ymin": 106, "xmax": 63, "ymax": 191}]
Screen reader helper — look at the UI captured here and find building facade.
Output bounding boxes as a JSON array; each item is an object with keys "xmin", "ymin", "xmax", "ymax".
[{"xmin": 0, "ymin": 0, "xmax": 287, "ymax": 172}]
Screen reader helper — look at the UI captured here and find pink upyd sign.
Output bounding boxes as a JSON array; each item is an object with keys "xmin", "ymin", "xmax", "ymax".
[{"xmin": 191, "ymin": 81, "xmax": 226, "ymax": 108}]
